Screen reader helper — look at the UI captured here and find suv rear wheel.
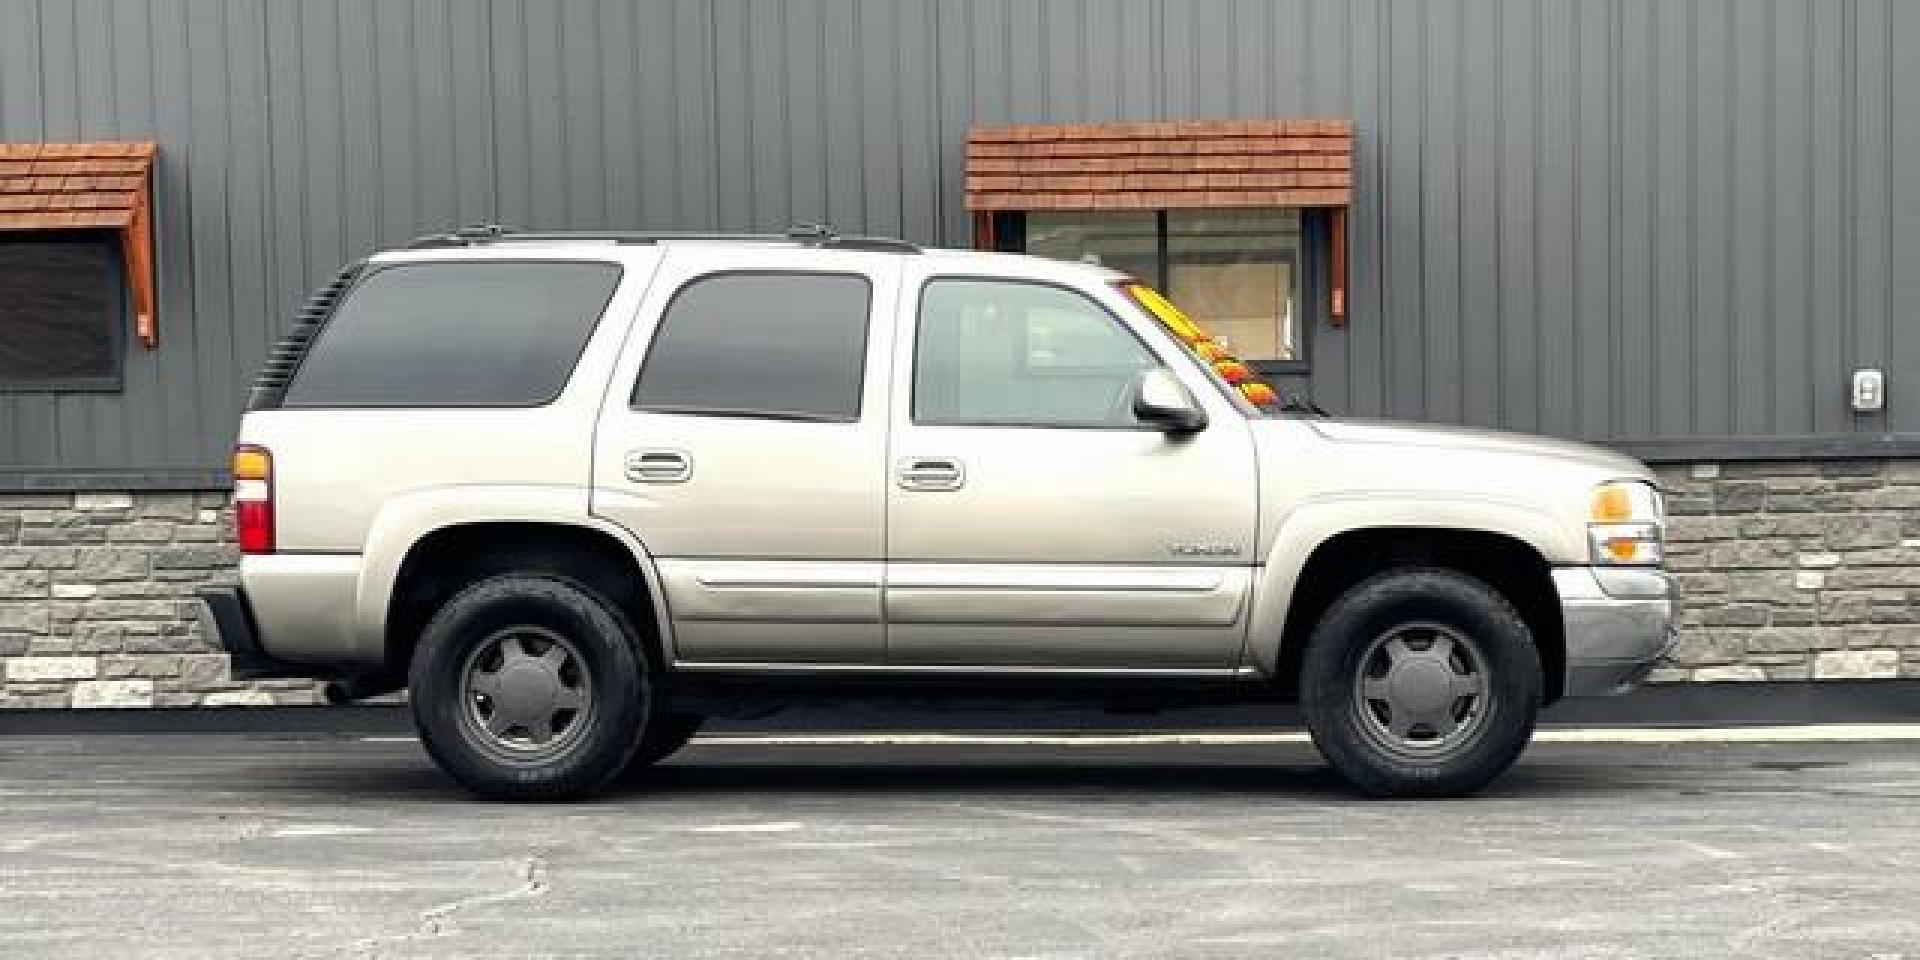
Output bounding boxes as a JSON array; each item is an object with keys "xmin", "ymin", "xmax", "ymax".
[
  {"xmin": 409, "ymin": 574, "xmax": 653, "ymax": 800},
  {"xmin": 1300, "ymin": 567, "xmax": 1542, "ymax": 798}
]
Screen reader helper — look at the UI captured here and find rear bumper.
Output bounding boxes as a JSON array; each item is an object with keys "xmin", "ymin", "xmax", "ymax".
[
  {"xmin": 1553, "ymin": 566, "xmax": 1680, "ymax": 697},
  {"xmin": 196, "ymin": 585, "xmax": 333, "ymax": 680},
  {"xmin": 239, "ymin": 552, "xmax": 380, "ymax": 668}
]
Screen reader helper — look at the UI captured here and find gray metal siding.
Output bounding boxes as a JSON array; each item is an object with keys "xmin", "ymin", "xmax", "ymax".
[{"xmin": 2, "ymin": 0, "xmax": 1917, "ymax": 478}]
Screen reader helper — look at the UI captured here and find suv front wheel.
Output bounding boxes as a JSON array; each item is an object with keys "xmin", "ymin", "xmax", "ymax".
[
  {"xmin": 1301, "ymin": 567, "xmax": 1542, "ymax": 798},
  {"xmin": 410, "ymin": 574, "xmax": 654, "ymax": 800}
]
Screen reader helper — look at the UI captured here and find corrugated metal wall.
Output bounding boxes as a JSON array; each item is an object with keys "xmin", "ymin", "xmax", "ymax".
[{"xmin": 2, "ymin": 0, "xmax": 1917, "ymax": 479}]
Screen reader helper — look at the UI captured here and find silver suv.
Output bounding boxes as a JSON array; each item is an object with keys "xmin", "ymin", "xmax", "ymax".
[{"xmin": 199, "ymin": 225, "xmax": 1676, "ymax": 800}]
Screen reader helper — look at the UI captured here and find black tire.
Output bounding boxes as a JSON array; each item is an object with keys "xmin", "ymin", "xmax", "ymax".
[
  {"xmin": 1300, "ymin": 567, "xmax": 1541, "ymax": 798},
  {"xmin": 409, "ymin": 574, "xmax": 654, "ymax": 801},
  {"xmin": 618, "ymin": 712, "xmax": 705, "ymax": 779}
]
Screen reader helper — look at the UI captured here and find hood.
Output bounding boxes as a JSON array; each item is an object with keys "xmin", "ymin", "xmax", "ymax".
[{"xmin": 1302, "ymin": 417, "xmax": 1653, "ymax": 480}]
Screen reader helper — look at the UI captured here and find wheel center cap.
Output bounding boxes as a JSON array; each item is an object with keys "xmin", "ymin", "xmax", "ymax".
[
  {"xmin": 496, "ymin": 664, "xmax": 557, "ymax": 717},
  {"xmin": 1387, "ymin": 660, "xmax": 1454, "ymax": 715}
]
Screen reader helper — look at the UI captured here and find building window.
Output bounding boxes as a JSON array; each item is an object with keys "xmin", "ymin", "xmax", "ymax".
[
  {"xmin": 966, "ymin": 120, "xmax": 1353, "ymax": 370},
  {"xmin": 1167, "ymin": 211, "xmax": 1301, "ymax": 365},
  {"xmin": 0, "ymin": 230, "xmax": 124, "ymax": 392},
  {"xmin": 1019, "ymin": 209, "xmax": 1314, "ymax": 372},
  {"xmin": 1025, "ymin": 212, "xmax": 1159, "ymax": 286}
]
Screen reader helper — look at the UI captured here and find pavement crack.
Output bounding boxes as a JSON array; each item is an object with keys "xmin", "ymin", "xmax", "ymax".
[
  {"xmin": 342, "ymin": 855, "xmax": 550, "ymax": 958},
  {"xmin": 418, "ymin": 855, "xmax": 550, "ymax": 936}
]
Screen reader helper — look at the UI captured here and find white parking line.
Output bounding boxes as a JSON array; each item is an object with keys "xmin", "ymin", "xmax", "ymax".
[
  {"xmin": 357, "ymin": 723, "xmax": 1920, "ymax": 747},
  {"xmin": 1535, "ymin": 723, "xmax": 1920, "ymax": 744}
]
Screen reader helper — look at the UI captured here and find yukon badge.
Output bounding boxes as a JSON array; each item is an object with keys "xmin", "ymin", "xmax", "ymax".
[{"xmin": 1168, "ymin": 542, "xmax": 1242, "ymax": 557}]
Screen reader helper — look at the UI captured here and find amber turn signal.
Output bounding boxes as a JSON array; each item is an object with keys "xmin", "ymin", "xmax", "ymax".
[
  {"xmin": 232, "ymin": 447, "xmax": 271, "ymax": 482},
  {"xmin": 1591, "ymin": 485, "xmax": 1632, "ymax": 522}
]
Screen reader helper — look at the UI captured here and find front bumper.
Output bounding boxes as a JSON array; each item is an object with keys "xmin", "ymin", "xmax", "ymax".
[{"xmin": 1553, "ymin": 566, "xmax": 1679, "ymax": 697}]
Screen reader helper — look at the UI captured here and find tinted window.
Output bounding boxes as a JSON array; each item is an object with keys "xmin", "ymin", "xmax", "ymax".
[
  {"xmin": 632, "ymin": 272, "xmax": 870, "ymax": 421},
  {"xmin": 0, "ymin": 232, "xmax": 121, "ymax": 391},
  {"xmin": 283, "ymin": 261, "xmax": 621, "ymax": 407},
  {"xmin": 914, "ymin": 279, "xmax": 1155, "ymax": 427}
]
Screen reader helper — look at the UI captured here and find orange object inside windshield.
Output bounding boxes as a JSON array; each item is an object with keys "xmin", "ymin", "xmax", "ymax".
[{"xmin": 1120, "ymin": 282, "xmax": 1281, "ymax": 410}]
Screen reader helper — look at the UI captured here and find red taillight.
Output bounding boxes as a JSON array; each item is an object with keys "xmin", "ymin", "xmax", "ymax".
[
  {"xmin": 232, "ymin": 444, "xmax": 275, "ymax": 554},
  {"xmin": 236, "ymin": 500, "xmax": 275, "ymax": 554}
]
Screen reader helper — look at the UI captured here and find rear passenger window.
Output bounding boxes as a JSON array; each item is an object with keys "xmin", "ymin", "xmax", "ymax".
[
  {"xmin": 283, "ymin": 261, "xmax": 621, "ymax": 407},
  {"xmin": 631, "ymin": 272, "xmax": 870, "ymax": 421}
]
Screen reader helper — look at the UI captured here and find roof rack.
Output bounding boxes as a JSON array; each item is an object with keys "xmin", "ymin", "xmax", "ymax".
[{"xmin": 402, "ymin": 222, "xmax": 920, "ymax": 254}]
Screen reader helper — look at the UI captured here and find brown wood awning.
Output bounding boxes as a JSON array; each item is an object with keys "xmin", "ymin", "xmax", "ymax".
[
  {"xmin": 965, "ymin": 119, "xmax": 1351, "ymax": 211},
  {"xmin": 0, "ymin": 142, "xmax": 159, "ymax": 347},
  {"xmin": 965, "ymin": 120, "xmax": 1352, "ymax": 324}
]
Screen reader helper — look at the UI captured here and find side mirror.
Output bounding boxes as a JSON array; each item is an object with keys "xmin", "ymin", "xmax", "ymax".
[{"xmin": 1131, "ymin": 368, "xmax": 1208, "ymax": 434}]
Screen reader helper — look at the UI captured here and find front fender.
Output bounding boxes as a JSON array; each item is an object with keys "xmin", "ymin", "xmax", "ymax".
[{"xmin": 1242, "ymin": 492, "xmax": 1579, "ymax": 676}]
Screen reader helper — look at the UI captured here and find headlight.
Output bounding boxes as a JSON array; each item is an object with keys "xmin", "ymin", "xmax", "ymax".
[{"xmin": 1589, "ymin": 481, "xmax": 1663, "ymax": 565}]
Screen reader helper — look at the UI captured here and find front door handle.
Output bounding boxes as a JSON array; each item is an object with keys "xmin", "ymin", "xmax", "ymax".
[
  {"xmin": 896, "ymin": 457, "xmax": 965, "ymax": 492},
  {"xmin": 625, "ymin": 448, "xmax": 692, "ymax": 483}
]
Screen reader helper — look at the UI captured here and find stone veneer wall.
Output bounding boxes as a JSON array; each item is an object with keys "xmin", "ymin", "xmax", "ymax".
[
  {"xmin": 1650, "ymin": 459, "xmax": 1920, "ymax": 683},
  {"xmin": 2, "ymin": 463, "xmax": 1918, "ymax": 707},
  {"xmin": 0, "ymin": 491, "xmax": 320, "ymax": 708}
]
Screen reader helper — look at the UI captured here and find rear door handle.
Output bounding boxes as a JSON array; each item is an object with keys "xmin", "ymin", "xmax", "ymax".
[
  {"xmin": 625, "ymin": 448, "xmax": 692, "ymax": 483},
  {"xmin": 896, "ymin": 457, "xmax": 964, "ymax": 491}
]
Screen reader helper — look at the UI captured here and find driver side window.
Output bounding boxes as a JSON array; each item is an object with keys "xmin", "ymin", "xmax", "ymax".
[{"xmin": 912, "ymin": 278, "xmax": 1156, "ymax": 428}]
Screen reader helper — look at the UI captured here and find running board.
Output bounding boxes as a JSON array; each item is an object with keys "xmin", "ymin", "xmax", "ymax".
[{"xmin": 670, "ymin": 662, "xmax": 1265, "ymax": 680}]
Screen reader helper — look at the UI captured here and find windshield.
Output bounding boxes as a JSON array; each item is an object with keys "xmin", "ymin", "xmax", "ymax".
[{"xmin": 1117, "ymin": 281, "xmax": 1283, "ymax": 415}]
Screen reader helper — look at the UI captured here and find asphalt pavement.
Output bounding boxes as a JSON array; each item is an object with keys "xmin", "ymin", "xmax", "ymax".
[{"xmin": 2, "ymin": 730, "xmax": 1917, "ymax": 958}]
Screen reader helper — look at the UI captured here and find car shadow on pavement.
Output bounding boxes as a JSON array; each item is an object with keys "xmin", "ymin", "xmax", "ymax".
[
  {"xmin": 234, "ymin": 744, "xmax": 1645, "ymax": 805},
  {"xmin": 616, "ymin": 759, "xmax": 1353, "ymax": 800},
  {"xmin": 598, "ymin": 755, "xmax": 1645, "ymax": 803}
]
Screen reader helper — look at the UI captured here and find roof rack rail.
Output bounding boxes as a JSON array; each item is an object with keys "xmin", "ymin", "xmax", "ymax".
[{"xmin": 402, "ymin": 223, "xmax": 920, "ymax": 254}]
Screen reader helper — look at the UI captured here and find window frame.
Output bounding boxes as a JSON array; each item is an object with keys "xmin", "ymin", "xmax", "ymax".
[
  {"xmin": 999, "ymin": 207, "xmax": 1330, "ymax": 379},
  {"xmin": 0, "ymin": 230, "xmax": 127, "ymax": 393},
  {"xmin": 908, "ymin": 274, "xmax": 1174, "ymax": 432},
  {"xmin": 629, "ymin": 268, "xmax": 875, "ymax": 424},
  {"xmin": 280, "ymin": 258, "xmax": 625, "ymax": 410}
]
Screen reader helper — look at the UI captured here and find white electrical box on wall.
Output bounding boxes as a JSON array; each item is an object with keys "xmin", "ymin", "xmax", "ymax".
[{"xmin": 1851, "ymin": 369, "xmax": 1886, "ymax": 413}]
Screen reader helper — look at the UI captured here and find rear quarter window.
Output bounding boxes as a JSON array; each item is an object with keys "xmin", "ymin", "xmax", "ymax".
[{"xmin": 282, "ymin": 260, "xmax": 622, "ymax": 407}]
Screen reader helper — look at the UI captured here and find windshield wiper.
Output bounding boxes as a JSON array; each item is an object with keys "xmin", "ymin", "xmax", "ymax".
[{"xmin": 1281, "ymin": 393, "xmax": 1330, "ymax": 417}]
